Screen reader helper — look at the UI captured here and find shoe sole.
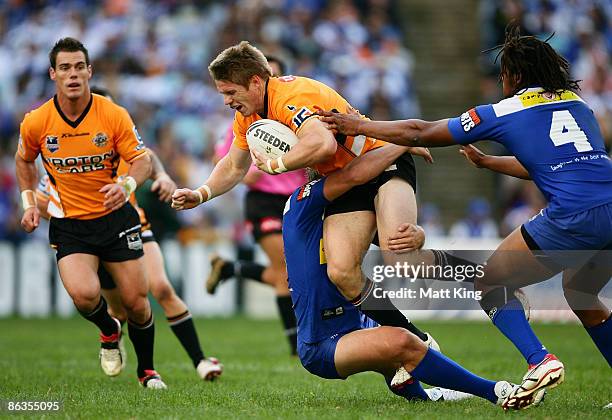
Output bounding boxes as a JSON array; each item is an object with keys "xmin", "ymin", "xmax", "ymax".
[
  {"xmin": 203, "ymin": 368, "xmax": 223, "ymax": 381},
  {"xmin": 503, "ymin": 365, "xmax": 564, "ymax": 410},
  {"xmin": 206, "ymin": 257, "xmax": 225, "ymax": 294}
]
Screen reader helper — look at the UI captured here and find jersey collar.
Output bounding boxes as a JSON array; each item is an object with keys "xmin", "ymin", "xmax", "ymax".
[
  {"xmin": 53, "ymin": 93, "xmax": 93, "ymax": 129},
  {"xmin": 258, "ymin": 78, "xmax": 270, "ymax": 119}
]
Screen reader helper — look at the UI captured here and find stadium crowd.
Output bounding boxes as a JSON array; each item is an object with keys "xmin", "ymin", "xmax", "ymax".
[{"xmin": 0, "ymin": 0, "xmax": 610, "ymax": 243}]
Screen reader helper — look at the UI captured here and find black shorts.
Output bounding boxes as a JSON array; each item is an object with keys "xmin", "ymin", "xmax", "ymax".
[
  {"xmin": 49, "ymin": 203, "xmax": 144, "ymax": 262},
  {"xmin": 98, "ymin": 231, "xmax": 156, "ymax": 290},
  {"xmin": 324, "ymin": 152, "xmax": 417, "ymax": 218},
  {"xmin": 245, "ymin": 190, "xmax": 289, "ymax": 242}
]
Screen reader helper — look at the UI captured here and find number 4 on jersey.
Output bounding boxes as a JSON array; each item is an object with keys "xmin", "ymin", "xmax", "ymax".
[{"xmin": 549, "ymin": 110, "xmax": 593, "ymax": 152}]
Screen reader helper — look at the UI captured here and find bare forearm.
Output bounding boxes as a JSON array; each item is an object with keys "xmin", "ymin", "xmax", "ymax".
[
  {"xmin": 357, "ymin": 119, "xmax": 454, "ymax": 147},
  {"xmin": 281, "ymin": 136, "xmax": 336, "ymax": 171},
  {"xmin": 480, "ymin": 156, "xmax": 531, "ymax": 179},
  {"xmin": 148, "ymin": 149, "xmax": 167, "ymax": 179},
  {"xmin": 127, "ymin": 153, "xmax": 152, "ymax": 185},
  {"xmin": 15, "ymin": 155, "xmax": 38, "ymax": 191},
  {"xmin": 204, "ymin": 153, "xmax": 249, "ymax": 196}
]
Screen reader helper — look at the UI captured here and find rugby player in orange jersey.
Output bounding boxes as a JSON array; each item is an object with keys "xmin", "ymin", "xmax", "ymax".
[
  {"xmin": 35, "ymin": 86, "xmax": 224, "ymax": 382},
  {"xmin": 15, "ymin": 37, "xmax": 165, "ymax": 388},
  {"xmin": 172, "ymin": 41, "xmax": 437, "ymax": 347}
]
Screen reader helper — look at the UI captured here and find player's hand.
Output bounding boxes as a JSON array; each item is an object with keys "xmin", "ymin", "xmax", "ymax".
[
  {"xmin": 459, "ymin": 145, "xmax": 487, "ymax": 168},
  {"xmin": 20, "ymin": 207, "xmax": 40, "ymax": 233},
  {"xmin": 151, "ymin": 173, "xmax": 177, "ymax": 202},
  {"xmin": 100, "ymin": 183, "xmax": 128, "ymax": 211},
  {"xmin": 387, "ymin": 223, "xmax": 425, "ymax": 253},
  {"xmin": 407, "ymin": 147, "xmax": 434, "ymax": 164},
  {"xmin": 171, "ymin": 188, "xmax": 202, "ymax": 210},
  {"xmin": 251, "ymin": 149, "xmax": 278, "ymax": 175},
  {"xmin": 316, "ymin": 109, "xmax": 363, "ymax": 136}
]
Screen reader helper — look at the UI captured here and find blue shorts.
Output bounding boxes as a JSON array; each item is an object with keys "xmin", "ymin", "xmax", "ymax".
[
  {"xmin": 523, "ymin": 202, "xmax": 612, "ymax": 268},
  {"xmin": 297, "ymin": 315, "xmax": 378, "ymax": 380}
]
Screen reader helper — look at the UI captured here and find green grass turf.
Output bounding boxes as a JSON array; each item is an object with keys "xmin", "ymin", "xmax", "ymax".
[{"xmin": 0, "ymin": 317, "xmax": 609, "ymax": 419}]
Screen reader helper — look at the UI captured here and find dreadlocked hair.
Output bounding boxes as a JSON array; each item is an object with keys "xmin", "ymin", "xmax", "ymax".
[{"xmin": 486, "ymin": 22, "xmax": 580, "ymax": 95}]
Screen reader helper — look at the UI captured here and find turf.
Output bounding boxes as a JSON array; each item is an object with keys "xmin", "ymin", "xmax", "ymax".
[{"xmin": 0, "ymin": 317, "xmax": 609, "ymax": 419}]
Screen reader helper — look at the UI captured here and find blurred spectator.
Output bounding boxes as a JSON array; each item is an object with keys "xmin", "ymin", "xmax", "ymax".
[
  {"xmin": 450, "ymin": 198, "xmax": 499, "ymax": 239},
  {"xmin": 500, "ymin": 182, "xmax": 547, "ymax": 237},
  {"xmin": 418, "ymin": 202, "xmax": 445, "ymax": 238}
]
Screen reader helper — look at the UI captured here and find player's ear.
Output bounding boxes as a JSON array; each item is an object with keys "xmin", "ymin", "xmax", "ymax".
[
  {"xmin": 87, "ymin": 64, "xmax": 93, "ymax": 79},
  {"xmin": 49, "ymin": 67, "xmax": 56, "ymax": 81}
]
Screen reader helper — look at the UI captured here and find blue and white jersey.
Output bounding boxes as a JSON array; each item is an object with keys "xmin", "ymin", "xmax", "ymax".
[
  {"xmin": 282, "ymin": 178, "xmax": 362, "ymax": 344},
  {"xmin": 448, "ymin": 88, "xmax": 612, "ymax": 218}
]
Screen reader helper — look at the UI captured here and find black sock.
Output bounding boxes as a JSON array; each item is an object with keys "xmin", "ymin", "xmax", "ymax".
[
  {"xmin": 79, "ymin": 297, "xmax": 117, "ymax": 337},
  {"xmin": 432, "ymin": 250, "xmax": 480, "ymax": 283},
  {"xmin": 479, "ymin": 286, "xmax": 518, "ymax": 319},
  {"xmin": 168, "ymin": 311, "xmax": 205, "ymax": 367},
  {"xmin": 276, "ymin": 295, "xmax": 298, "ymax": 355},
  {"xmin": 128, "ymin": 315, "xmax": 156, "ymax": 378},
  {"xmin": 352, "ymin": 279, "xmax": 429, "ymax": 342},
  {"xmin": 219, "ymin": 260, "xmax": 266, "ymax": 283},
  {"xmin": 235, "ymin": 260, "xmax": 265, "ymax": 283}
]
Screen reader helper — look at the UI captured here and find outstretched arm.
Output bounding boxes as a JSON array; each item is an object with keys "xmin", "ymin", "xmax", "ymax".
[
  {"xmin": 317, "ymin": 110, "xmax": 455, "ymax": 147},
  {"xmin": 172, "ymin": 144, "xmax": 251, "ymax": 210},
  {"xmin": 460, "ymin": 144, "xmax": 531, "ymax": 180}
]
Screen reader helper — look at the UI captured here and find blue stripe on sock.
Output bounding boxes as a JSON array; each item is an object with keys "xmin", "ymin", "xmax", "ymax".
[
  {"xmin": 410, "ymin": 348, "xmax": 497, "ymax": 403},
  {"xmin": 586, "ymin": 314, "xmax": 612, "ymax": 367},
  {"xmin": 492, "ymin": 299, "xmax": 547, "ymax": 365}
]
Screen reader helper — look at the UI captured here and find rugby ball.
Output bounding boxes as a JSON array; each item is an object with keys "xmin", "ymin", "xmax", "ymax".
[{"xmin": 246, "ymin": 119, "xmax": 298, "ymax": 160}]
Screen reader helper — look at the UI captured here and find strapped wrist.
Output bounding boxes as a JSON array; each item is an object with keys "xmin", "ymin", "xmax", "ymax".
[
  {"xmin": 118, "ymin": 176, "xmax": 137, "ymax": 199},
  {"xmin": 21, "ymin": 190, "xmax": 36, "ymax": 211},
  {"xmin": 196, "ymin": 184, "xmax": 212, "ymax": 203}
]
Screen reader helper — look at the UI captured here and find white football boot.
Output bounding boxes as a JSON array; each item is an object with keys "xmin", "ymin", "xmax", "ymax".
[
  {"xmin": 99, "ymin": 317, "xmax": 123, "ymax": 377},
  {"xmin": 139, "ymin": 370, "xmax": 168, "ymax": 389},
  {"xmin": 197, "ymin": 357, "xmax": 224, "ymax": 381},
  {"xmin": 501, "ymin": 354, "xmax": 563, "ymax": 410},
  {"xmin": 425, "ymin": 387, "xmax": 473, "ymax": 402}
]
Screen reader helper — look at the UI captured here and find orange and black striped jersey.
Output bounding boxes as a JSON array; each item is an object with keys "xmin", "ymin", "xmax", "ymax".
[
  {"xmin": 232, "ymin": 76, "xmax": 385, "ymax": 175},
  {"xmin": 18, "ymin": 93, "xmax": 147, "ymax": 219}
]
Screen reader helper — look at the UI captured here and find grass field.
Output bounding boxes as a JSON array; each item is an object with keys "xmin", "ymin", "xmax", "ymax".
[{"xmin": 0, "ymin": 316, "xmax": 610, "ymax": 419}]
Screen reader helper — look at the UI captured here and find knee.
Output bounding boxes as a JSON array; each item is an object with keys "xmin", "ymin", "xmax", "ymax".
[
  {"xmin": 72, "ymin": 291, "xmax": 100, "ymax": 313},
  {"xmin": 121, "ymin": 293, "xmax": 150, "ymax": 317},
  {"xmin": 327, "ymin": 264, "xmax": 361, "ymax": 291},
  {"xmin": 152, "ymin": 281, "xmax": 177, "ymax": 306},
  {"xmin": 389, "ymin": 329, "xmax": 426, "ymax": 361}
]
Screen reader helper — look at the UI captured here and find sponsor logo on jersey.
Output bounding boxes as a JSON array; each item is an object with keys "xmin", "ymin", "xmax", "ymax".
[
  {"xmin": 519, "ymin": 89, "xmax": 580, "ymax": 108},
  {"xmin": 460, "ymin": 108, "xmax": 481, "ymax": 132},
  {"xmin": 46, "ymin": 135, "xmax": 59, "ymax": 153},
  {"xmin": 296, "ymin": 180, "xmax": 319, "ymax": 201},
  {"xmin": 45, "ymin": 150, "xmax": 115, "ymax": 173},
  {"xmin": 287, "ymin": 105, "xmax": 296, "ymax": 111},
  {"xmin": 321, "ymin": 306, "xmax": 344, "ymax": 320},
  {"xmin": 62, "ymin": 132, "xmax": 89, "ymax": 138},
  {"xmin": 92, "ymin": 132, "xmax": 108, "ymax": 148}
]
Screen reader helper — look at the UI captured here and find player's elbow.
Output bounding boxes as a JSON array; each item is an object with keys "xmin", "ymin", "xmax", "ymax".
[{"xmin": 313, "ymin": 137, "xmax": 337, "ymax": 162}]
